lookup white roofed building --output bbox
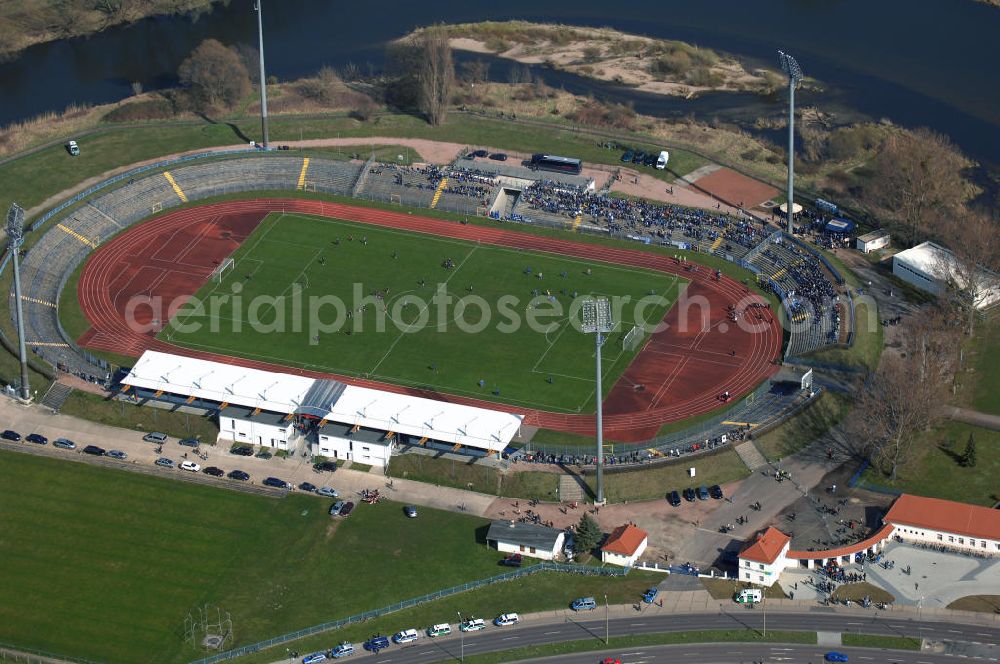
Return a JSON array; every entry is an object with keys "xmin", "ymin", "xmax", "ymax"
[
  {"xmin": 892, "ymin": 241, "xmax": 1000, "ymax": 309},
  {"xmin": 120, "ymin": 351, "xmax": 523, "ymax": 467}
]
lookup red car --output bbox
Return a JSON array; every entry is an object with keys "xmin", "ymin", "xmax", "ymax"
[{"xmin": 602, "ymin": 658, "xmax": 622, "ymax": 664}]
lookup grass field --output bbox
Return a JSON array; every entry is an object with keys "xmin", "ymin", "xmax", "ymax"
[
  {"xmin": 946, "ymin": 595, "xmax": 1000, "ymax": 613},
  {"xmin": 387, "ymin": 453, "xmax": 560, "ymax": 500},
  {"xmin": 586, "ymin": 447, "xmax": 751, "ymax": 502},
  {"xmin": 0, "ymin": 450, "xmax": 516, "ymax": 663},
  {"xmin": 163, "ymin": 212, "xmax": 683, "ymax": 413}
]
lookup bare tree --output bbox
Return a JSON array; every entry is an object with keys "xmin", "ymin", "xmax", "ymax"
[
  {"xmin": 864, "ymin": 128, "xmax": 975, "ymax": 245},
  {"xmin": 853, "ymin": 337, "xmax": 950, "ymax": 481},
  {"xmin": 417, "ymin": 25, "xmax": 454, "ymax": 126},
  {"xmin": 460, "ymin": 59, "xmax": 490, "ymax": 85},
  {"xmin": 178, "ymin": 39, "xmax": 251, "ymax": 111},
  {"xmin": 942, "ymin": 208, "xmax": 1000, "ymax": 335}
]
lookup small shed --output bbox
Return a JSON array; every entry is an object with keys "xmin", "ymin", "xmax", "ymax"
[
  {"xmin": 856, "ymin": 229, "xmax": 890, "ymax": 254},
  {"xmin": 485, "ymin": 520, "xmax": 565, "ymax": 561}
]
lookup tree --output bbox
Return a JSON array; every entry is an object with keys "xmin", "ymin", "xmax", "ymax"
[
  {"xmin": 178, "ymin": 39, "xmax": 251, "ymax": 111},
  {"xmin": 961, "ymin": 432, "xmax": 977, "ymax": 467},
  {"xmin": 852, "ymin": 347, "xmax": 948, "ymax": 482},
  {"xmin": 941, "ymin": 208, "xmax": 1000, "ymax": 336},
  {"xmin": 417, "ymin": 25, "xmax": 454, "ymax": 126},
  {"xmin": 864, "ymin": 128, "xmax": 974, "ymax": 245},
  {"xmin": 574, "ymin": 513, "xmax": 603, "ymax": 554}
]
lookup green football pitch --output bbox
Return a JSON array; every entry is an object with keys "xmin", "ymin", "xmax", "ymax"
[{"xmin": 164, "ymin": 213, "xmax": 684, "ymax": 413}]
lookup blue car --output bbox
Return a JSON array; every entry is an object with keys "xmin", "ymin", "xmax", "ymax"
[
  {"xmin": 824, "ymin": 653, "xmax": 848, "ymax": 663},
  {"xmin": 363, "ymin": 636, "xmax": 390, "ymax": 653},
  {"xmin": 301, "ymin": 653, "xmax": 326, "ymax": 664},
  {"xmin": 329, "ymin": 642, "xmax": 355, "ymax": 658},
  {"xmin": 642, "ymin": 587, "xmax": 659, "ymax": 604}
]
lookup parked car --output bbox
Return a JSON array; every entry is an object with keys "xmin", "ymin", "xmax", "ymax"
[
  {"xmin": 302, "ymin": 653, "xmax": 327, "ymax": 664},
  {"xmin": 824, "ymin": 653, "xmax": 849, "ymax": 663},
  {"xmin": 427, "ymin": 623, "xmax": 451, "ymax": 637},
  {"xmin": 697, "ymin": 485, "xmax": 710, "ymax": 501},
  {"xmin": 329, "ymin": 642, "xmax": 355, "ymax": 658},
  {"xmin": 643, "ymin": 152, "xmax": 658, "ymax": 167},
  {"xmin": 488, "ymin": 152, "xmax": 508, "ymax": 161},
  {"xmin": 362, "ymin": 635, "xmax": 390, "ymax": 652},
  {"xmin": 709, "ymin": 484, "xmax": 724, "ymax": 499},
  {"xmin": 227, "ymin": 469, "xmax": 250, "ymax": 481},
  {"xmin": 459, "ymin": 618, "xmax": 485, "ymax": 632},
  {"xmin": 667, "ymin": 490, "xmax": 681, "ymax": 507},
  {"xmin": 642, "ymin": 587, "xmax": 659, "ymax": 604},
  {"xmin": 471, "ymin": 149, "xmax": 489, "ymax": 158},
  {"xmin": 178, "ymin": 438, "xmax": 199, "ymax": 447},
  {"xmin": 107, "ymin": 450, "xmax": 128, "ymax": 460},
  {"xmin": 299, "ymin": 482, "xmax": 317, "ymax": 493},
  {"xmin": 26, "ymin": 433, "xmax": 48, "ymax": 445},
  {"xmin": 203, "ymin": 466, "xmax": 225, "ymax": 477},
  {"xmin": 66, "ymin": 140, "xmax": 80, "ymax": 156},
  {"xmin": 154, "ymin": 457, "xmax": 175, "ymax": 468},
  {"xmin": 329, "ymin": 500, "xmax": 345, "ymax": 516},
  {"xmin": 316, "ymin": 486, "xmax": 338, "ymax": 498},
  {"xmin": 143, "ymin": 432, "xmax": 167, "ymax": 443},
  {"xmin": 232, "ymin": 446, "xmax": 253, "ymax": 456},
  {"xmin": 494, "ymin": 613, "xmax": 519, "ymax": 627},
  {"xmin": 1, "ymin": 429, "xmax": 22, "ymax": 441},
  {"xmin": 620, "ymin": 150, "xmax": 634, "ymax": 163},
  {"xmin": 571, "ymin": 597, "xmax": 597, "ymax": 611},
  {"xmin": 53, "ymin": 438, "xmax": 76, "ymax": 450},
  {"xmin": 339, "ymin": 501, "xmax": 355, "ymax": 517},
  {"xmin": 263, "ymin": 476, "xmax": 291, "ymax": 489},
  {"xmin": 632, "ymin": 151, "xmax": 645, "ymax": 164},
  {"xmin": 313, "ymin": 460, "xmax": 337, "ymax": 472},
  {"xmin": 500, "ymin": 553, "xmax": 523, "ymax": 567},
  {"xmin": 683, "ymin": 487, "xmax": 696, "ymax": 502},
  {"xmin": 180, "ymin": 460, "xmax": 201, "ymax": 472},
  {"xmin": 255, "ymin": 450, "xmax": 273, "ymax": 460},
  {"xmin": 83, "ymin": 445, "xmax": 106, "ymax": 456},
  {"xmin": 404, "ymin": 505, "xmax": 418, "ymax": 518},
  {"xmin": 392, "ymin": 628, "xmax": 419, "ymax": 644}
]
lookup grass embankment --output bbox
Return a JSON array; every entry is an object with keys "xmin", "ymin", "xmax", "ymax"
[
  {"xmin": 388, "ymin": 453, "xmax": 560, "ymax": 501},
  {"xmin": 841, "ymin": 633, "xmax": 921, "ymax": 650},
  {"xmin": 964, "ymin": 313, "xmax": 1000, "ymax": 414},
  {"xmin": 860, "ymin": 422, "xmax": 1000, "ymax": 505},
  {"xmin": 946, "ymin": 595, "xmax": 1000, "ymax": 613},
  {"xmin": 753, "ymin": 391, "xmax": 851, "ymax": 462},
  {"xmin": 1, "ymin": 449, "xmax": 594, "ymax": 663},
  {"xmin": 701, "ymin": 578, "xmax": 788, "ymax": 600},
  {"xmin": 586, "ymin": 447, "xmax": 751, "ymax": 502},
  {"xmin": 809, "ymin": 300, "xmax": 884, "ymax": 371},
  {"xmin": 59, "ymin": 391, "xmax": 220, "ymax": 441}
]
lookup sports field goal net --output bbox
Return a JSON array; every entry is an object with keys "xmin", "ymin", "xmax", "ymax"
[
  {"xmin": 622, "ymin": 325, "xmax": 644, "ymax": 352},
  {"xmin": 212, "ymin": 257, "xmax": 235, "ymax": 283}
]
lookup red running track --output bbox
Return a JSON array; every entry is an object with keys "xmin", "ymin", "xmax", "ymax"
[{"xmin": 77, "ymin": 199, "xmax": 783, "ymax": 442}]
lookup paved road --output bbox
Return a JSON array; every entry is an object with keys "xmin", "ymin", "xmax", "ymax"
[
  {"xmin": 516, "ymin": 642, "xmax": 955, "ymax": 664},
  {"xmin": 282, "ymin": 609, "xmax": 1000, "ymax": 664}
]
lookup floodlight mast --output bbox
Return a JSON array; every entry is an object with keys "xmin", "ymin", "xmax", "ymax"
[
  {"xmin": 6, "ymin": 204, "xmax": 30, "ymax": 400},
  {"xmin": 254, "ymin": 0, "xmax": 269, "ymax": 149},
  {"xmin": 581, "ymin": 298, "xmax": 613, "ymax": 504},
  {"xmin": 778, "ymin": 50, "xmax": 803, "ymax": 235}
]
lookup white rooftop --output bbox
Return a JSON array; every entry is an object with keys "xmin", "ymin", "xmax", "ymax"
[
  {"xmin": 123, "ymin": 351, "xmax": 523, "ymax": 451},
  {"xmin": 893, "ymin": 241, "xmax": 954, "ymax": 279}
]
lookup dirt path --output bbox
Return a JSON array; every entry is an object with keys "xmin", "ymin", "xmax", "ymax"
[{"xmin": 610, "ymin": 167, "xmax": 744, "ymax": 215}]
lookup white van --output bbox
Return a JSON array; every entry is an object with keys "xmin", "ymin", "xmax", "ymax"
[
  {"xmin": 392, "ymin": 628, "xmax": 419, "ymax": 644},
  {"xmin": 736, "ymin": 588, "xmax": 763, "ymax": 603},
  {"xmin": 655, "ymin": 150, "xmax": 670, "ymax": 170},
  {"xmin": 427, "ymin": 623, "xmax": 452, "ymax": 637}
]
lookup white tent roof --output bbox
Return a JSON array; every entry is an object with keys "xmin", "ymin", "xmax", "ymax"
[
  {"xmin": 895, "ymin": 241, "xmax": 1000, "ymax": 309},
  {"xmin": 122, "ymin": 351, "xmax": 523, "ymax": 451}
]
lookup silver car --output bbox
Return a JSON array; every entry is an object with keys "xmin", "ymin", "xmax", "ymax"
[{"xmin": 316, "ymin": 486, "xmax": 338, "ymax": 498}]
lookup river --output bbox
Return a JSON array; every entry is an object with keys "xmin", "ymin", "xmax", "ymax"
[{"xmin": 0, "ymin": 0, "xmax": 997, "ymax": 168}]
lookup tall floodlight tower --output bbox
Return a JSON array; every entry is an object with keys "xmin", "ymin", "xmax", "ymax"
[
  {"xmin": 778, "ymin": 50, "xmax": 803, "ymax": 235},
  {"xmin": 6, "ymin": 203, "xmax": 30, "ymax": 400},
  {"xmin": 253, "ymin": 0, "xmax": 270, "ymax": 149},
  {"xmin": 581, "ymin": 297, "xmax": 613, "ymax": 504}
]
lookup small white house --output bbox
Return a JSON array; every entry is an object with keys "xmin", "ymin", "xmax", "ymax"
[
  {"xmin": 218, "ymin": 406, "xmax": 293, "ymax": 450},
  {"xmin": 601, "ymin": 523, "xmax": 648, "ymax": 567},
  {"xmin": 738, "ymin": 527, "xmax": 791, "ymax": 587},
  {"xmin": 314, "ymin": 422, "xmax": 394, "ymax": 468},
  {"xmin": 856, "ymin": 229, "xmax": 890, "ymax": 254},
  {"xmin": 485, "ymin": 520, "xmax": 565, "ymax": 561}
]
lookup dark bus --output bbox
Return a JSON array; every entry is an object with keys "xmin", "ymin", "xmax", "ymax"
[{"xmin": 528, "ymin": 153, "xmax": 583, "ymax": 175}]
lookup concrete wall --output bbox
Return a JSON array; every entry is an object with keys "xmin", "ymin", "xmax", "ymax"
[
  {"xmin": 494, "ymin": 534, "xmax": 564, "ymax": 561},
  {"xmin": 219, "ymin": 417, "xmax": 290, "ymax": 450},
  {"xmin": 315, "ymin": 433, "xmax": 392, "ymax": 467}
]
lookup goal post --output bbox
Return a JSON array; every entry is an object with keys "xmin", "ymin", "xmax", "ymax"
[
  {"xmin": 212, "ymin": 257, "xmax": 235, "ymax": 283},
  {"xmin": 622, "ymin": 325, "xmax": 644, "ymax": 352}
]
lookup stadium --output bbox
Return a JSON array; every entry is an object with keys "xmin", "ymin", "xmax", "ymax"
[{"xmin": 13, "ymin": 147, "xmax": 843, "ymax": 462}]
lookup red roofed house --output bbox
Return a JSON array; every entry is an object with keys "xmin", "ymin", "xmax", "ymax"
[
  {"xmin": 601, "ymin": 523, "xmax": 648, "ymax": 567},
  {"xmin": 883, "ymin": 494, "xmax": 1000, "ymax": 554},
  {"xmin": 738, "ymin": 527, "xmax": 791, "ymax": 587}
]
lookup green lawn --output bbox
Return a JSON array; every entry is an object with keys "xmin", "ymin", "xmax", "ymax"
[
  {"xmin": 753, "ymin": 391, "xmax": 851, "ymax": 462},
  {"xmin": 586, "ymin": 447, "xmax": 751, "ymax": 502},
  {"xmin": 841, "ymin": 633, "xmax": 921, "ymax": 650},
  {"xmin": 163, "ymin": 212, "xmax": 682, "ymax": 413},
  {"xmin": 966, "ymin": 314, "xmax": 1000, "ymax": 414},
  {"xmin": 860, "ymin": 422, "xmax": 1000, "ymax": 506},
  {"xmin": 809, "ymin": 300, "xmax": 883, "ymax": 371},
  {"xmin": 387, "ymin": 453, "xmax": 560, "ymax": 501},
  {"xmin": 0, "ymin": 450, "xmax": 519, "ymax": 663}
]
